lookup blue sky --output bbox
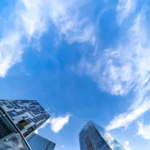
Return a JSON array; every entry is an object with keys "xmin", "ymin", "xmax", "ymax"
[{"xmin": 1, "ymin": 0, "xmax": 150, "ymax": 150}]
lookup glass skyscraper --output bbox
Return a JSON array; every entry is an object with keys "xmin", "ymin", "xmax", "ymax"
[
  {"xmin": 0, "ymin": 100, "xmax": 50, "ymax": 137},
  {"xmin": 0, "ymin": 105, "xmax": 30, "ymax": 149},
  {"xmin": 0, "ymin": 99, "xmax": 56, "ymax": 150},
  {"xmin": 79, "ymin": 121, "xmax": 125, "ymax": 150},
  {"xmin": 27, "ymin": 133, "xmax": 56, "ymax": 150}
]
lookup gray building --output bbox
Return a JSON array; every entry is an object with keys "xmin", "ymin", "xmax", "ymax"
[
  {"xmin": 79, "ymin": 121, "xmax": 125, "ymax": 150},
  {"xmin": 0, "ymin": 100, "xmax": 50, "ymax": 137},
  {"xmin": 27, "ymin": 133, "xmax": 56, "ymax": 150}
]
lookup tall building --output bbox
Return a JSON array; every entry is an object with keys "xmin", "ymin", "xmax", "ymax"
[
  {"xmin": 0, "ymin": 100, "xmax": 50, "ymax": 137},
  {"xmin": 0, "ymin": 105, "xmax": 30, "ymax": 149},
  {"xmin": 0, "ymin": 99, "xmax": 56, "ymax": 150},
  {"xmin": 79, "ymin": 121, "xmax": 125, "ymax": 150},
  {"xmin": 27, "ymin": 133, "xmax": 56, "ymax": 150}
]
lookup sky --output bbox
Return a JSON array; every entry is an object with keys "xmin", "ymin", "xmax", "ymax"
[{"xmin": 0, "ymin": 0, "xmax": 150, "ymax": 150}]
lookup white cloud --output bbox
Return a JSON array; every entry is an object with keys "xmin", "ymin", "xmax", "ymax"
[
  {"xmin": 34, "ymin": 130, "xmax": 38, "ymax": 134},
  {"xmin": 80, "ymin": 10, "xmax": 150, "ymax": 130},
  {"xmin": 0, "ymin": 33, "xmax": 22, "ymax": 77},
  {"xmin": 50, "ymin": 114, "xmax": 71, "ymax": 133},
  {"xmin": 106, "ymin": 100, "xmax": 150, "ymax": 130},
  {"xmin": 105, "ymin": 12, "xmax": 150, "ymax": 130},
  {"xmin": 117, "ymin": 0, "xmax": 137, "ymax": 24},
  {"xmin": 124, "ymin": 141, "xmax": 131, "ymax": 150},
  {"xmin": 0, "ymin": 0, "xmax": 49, "ymax": 77},
  {"xmin": 36, "ymin": 114, "xmax": 71, "ymax": 133},
  {"xmin": 80, "ymin": 12, "xmax": 148, "ymax": 97},
  {"xmin": 60, "ymin": 145, "xmax": 65, "ymax": 148},
  {"xmin": 0, "ymin": 0, "xmax": 95, "ymax": 77},
  {"xmin": 48, "ymin": 0, "xmax": 95, "ymax": 45},
  {"xmin": 18, "ymin": 0, "xmax": 49, "ymax": 39},
  {"xmin": 79, "ymin": 51, "xmax": 134, "ymax": 96},
  {"xmin": 137, "ymin": 121, "xmax": 150, "ymax": 140}
]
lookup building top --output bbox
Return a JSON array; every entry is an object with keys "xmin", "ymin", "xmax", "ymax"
[
  {"xmin": 27, "ymin": 133, "xmax": 56, "ymax": 150},
  {"xmin": 79, "ymin": 120, "xmax": 125, "ymax": 150},
  {"xmin": 0, "ymin": 99, "xmax": 50, "ymax": 137}
]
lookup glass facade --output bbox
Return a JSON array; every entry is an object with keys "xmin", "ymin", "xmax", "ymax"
[
  {"xmin": 0, "ymin": 108, "xmax": 30, "ymax": 150},
  {"xmin": 27, "ymin": 133, "xmax": 56, "ymax": 150},
  {"xmin": 0, "ymin": 133, "xmax": 30, "ymax": 150},
  {"xmin": 79, "ymin": 121, "xmax": 125, "ymax": 150},
  {"xmin": 0, "ymin": 99, "xmax": 56, "ymax": 150},
  {"xmin": 0, "ymin": 100, "xmax": 50, "ymax": 137}
]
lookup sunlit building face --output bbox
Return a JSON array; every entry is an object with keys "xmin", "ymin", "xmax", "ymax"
[{"xmin": 79, "ymin": 121, "xmax": 125, "ymax": 150}]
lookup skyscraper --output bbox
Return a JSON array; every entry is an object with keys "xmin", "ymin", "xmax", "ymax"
[
  {"xmin": 0, "ymin": 100, "xmax": 50, "ymax": 137},
  {"xmin": 0, "ymin": 99, "xmax": 56, "ymax": 150},
  {"xmin": 79, "ymin": 121, "xmax": 125, "ymax": 150},
  {"xmin": 27, "ymin": 133, "xmax": 56, "ymax": 150},
  {"xmin": 0, "ymin": 105, "xmax": 30, "ymax": 149}
]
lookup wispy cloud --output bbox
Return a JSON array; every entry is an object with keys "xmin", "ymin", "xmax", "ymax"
[
  {"xmin": 80, "ymin": 8, "xmax": 150, "ymax": 130},
  {"xmin": 36, "ymin": 114, "xmax": 71, "ymax": 133},
  {"xmin": 0, "ymin": 0, "xmax": 95, "ymax": 77},
  {"xmin": 60, "ymin": 145, "xmax": 65, "ymax": 148},
  {"xmin": 137, "ymin": 121, "xmax": 150, "ymax": 140},
  {"xmin": 0, "ymin": 0, "xmax": 49, "ymax": 77},
  {"xmin": 106, "ymin": 11, "xmax": 150, "ymax": 130},
  {"xmin": 124, "ymin": 141, "xmax": 131, "ymax": 150},
  {"xmin": 0, "ymin": 33, "xmax": 22, "ymax": 77},
  {"xmin": 106, "ymin": 100, "xmax": 150, "ymax": 130},
  {"xmin": 117, "ymin": 0, "xmax": 137, "ymax": 24},
  {"xmin": 49, "ymin": 0, "xmax": 95, "ymax": 45}
]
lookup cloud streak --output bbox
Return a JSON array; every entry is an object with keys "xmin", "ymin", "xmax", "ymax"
[
  {"xmin": 106, "ymin": 100, "xmax": 150, "ymax": 130},
  {"xmin": 117, "ymin": 0, "xmax": 137, "ymax": 24},
  {"xmin": 106, "ymin": 10, "xmax": 150, "ymax": 130}
]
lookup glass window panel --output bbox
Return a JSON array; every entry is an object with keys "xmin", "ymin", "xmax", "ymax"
[{"xmin": 0, "ymin": 133, "xmax": 29, "ymax": 150}]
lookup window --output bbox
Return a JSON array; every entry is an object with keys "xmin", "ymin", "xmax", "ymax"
[
  {"xmin": 85, "ymin": 136, "xmax": 94, "ymax": 150},
  {"xmin": 6, "ymin": 105, "xmax": 12, "ymax": 109},
  {"xmin": 0, "ymin": 110, "xmax": 15, "ymax": 140},
  {"xmin": 17, "ymin": 120, "xmax": 28, "ymax": 130},
  {"xmin": 0, "ymin": 118, "xmax": 13, "ymax": 139},
  {"xmin": 11, "ymin": 111, "xmax": 17, "ymax": 116}
]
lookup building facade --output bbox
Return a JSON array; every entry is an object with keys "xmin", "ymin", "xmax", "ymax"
[
  {"xmin": 0, "ymin": 100, "xmax": 50, "ymax": 137},
  {"xmin": 0, "ymin": 106, "xmax": 30, "ymax": 150},
  {"xmin": 79, "ymin": 121, "xmax": 125, "ymax": 150},
  {"xmin": 27, "ymin": 133, "xmax": 56, "ymax": 150}
]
